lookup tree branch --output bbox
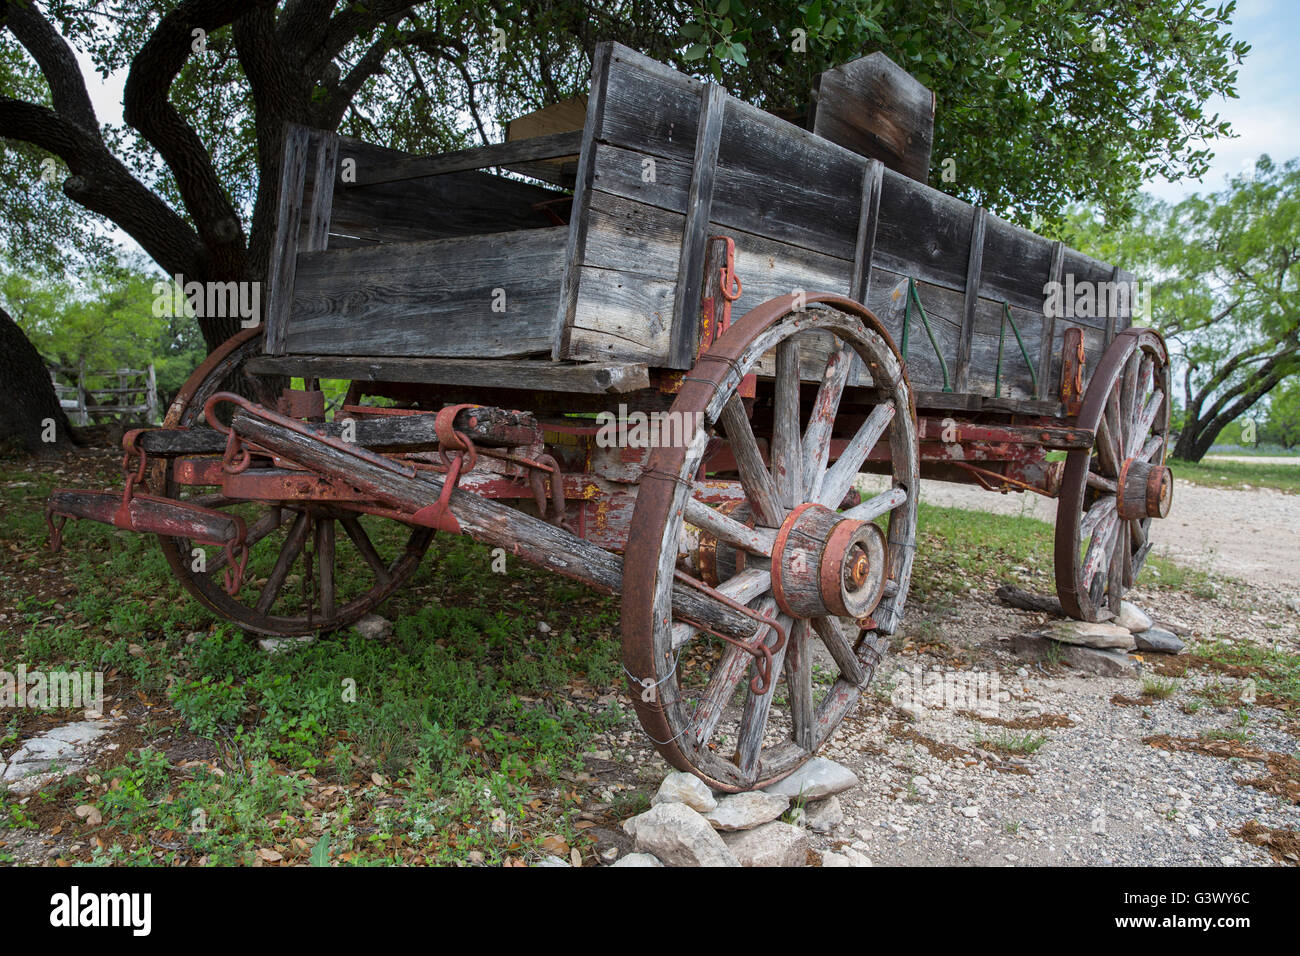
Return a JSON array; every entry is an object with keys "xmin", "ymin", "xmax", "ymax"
[{"xmin": 4, "ymin": 0, "xmax": 100, "ymax": 138}]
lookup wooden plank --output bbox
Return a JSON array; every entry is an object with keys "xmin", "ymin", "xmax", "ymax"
[
  {"xmin": 850, "ymin": 159, "xmax": 884, "ymax": 303},
  {"xmin": 811, "ymin": 52, "xmax": 935, "ymax": 183},
  {"xmin": 1039, "ymin": 241, "xmax": 1066, "ymax": 401},
  {"xmin": 245, "ymin": 354, "xmax": 650, "ymax": 394},
  {"xmin": 954, "ymin": 208, "xmax": 987, "ymax": 393},
  {"xmin": 325, "ymin": 138, "xmax": 564, "ymax": 246},
  {"xmin": 553, "ymin": 43, "xmax": 612, "ymax": 361},
  {"xmin": 282, "ymin": 227, "xmax": 567, "ymax": 359},
  {"xmin": 347, "ymin": 130, "xmax": 583, "ymax": 187},
  {"xmin": 264, "ymin": 124, "xmax": 312, "ymax": 355},
  {"xmin": 873, "ymin": 167, "xmax": 976, "ymax": 294},
  {"xmin": 506, "ymin": 96, "xmax": 589, "ymax": 141},
  {"xmin": 304, "ymin": 132, "xmax": 339, "ymax": 252},
  {"xmin": 669, "ymin": 83, "xmax": 726, "ymax": 369}
]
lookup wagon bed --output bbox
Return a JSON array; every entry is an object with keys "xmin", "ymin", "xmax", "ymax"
[{"xmin": 252, "ymin": 41, "xmax": 1133, "ymax": 416}]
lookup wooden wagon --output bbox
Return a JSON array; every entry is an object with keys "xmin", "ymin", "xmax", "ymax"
[{"xmin": 47, "ymin": 43, "xmax": 1173, "ymax": 791}]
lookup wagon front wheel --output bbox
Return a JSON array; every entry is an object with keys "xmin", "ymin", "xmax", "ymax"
[
  {"xmin": 622, "ymin": 294, "xmax": 920, "ymax": 792},
  {"xmin": 1055, "ymin": 328, "xmax": 1172, "ymax": 622}
]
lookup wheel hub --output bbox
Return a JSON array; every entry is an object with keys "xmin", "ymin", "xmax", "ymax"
[
  {"xmin": 770, "ymin": 503, "xmax": 889, "ymax": 619},
  {"xmin": 1117, "ymin": 458, "xmax": 1173, "ymax": 519}
]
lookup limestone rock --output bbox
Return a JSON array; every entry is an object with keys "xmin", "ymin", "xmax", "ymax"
[
  {"xmin": 354, "ymin": 614, "xmax": 391, "ymax": 640},
  {"xmin": 1041, "ymin": 620, "xmax": 1136, "ymax": 651},
  {"xmin": 611, "ymin": 852, "xmax": 663, "ymax": 867},
  {"xmin": 802, "ymin": 795, "xmax": 844, "ymax": 834},
  {"xmin": 1134, "ymin": 627, "xmax": 1185, "ymax": 654},
  {"xmin": 1, "ymin": 719, "xmax": 118, "ymax": 795},
  {"xmin": 1013, "ymin": 632, "xmax": 1140, "ymax": 677},
  {"xmin": 1116, "ymin": 601, "xmax": 1153, "ymax": 633},
  {"xmin": 625, "ymin": 803, "xmax": 739, "ymax": 867},
  {"xmin": 705, "ymin": 791, "xmax": 789, "ymax": 831},
  {"xmin": 723, "ymin": 822, "xmax": 809, "ymax": 866},
  {"xmin": 764, "ymin": 757, "xmax": 861, "ymax": 800},
  {"xmin": 651, "ymin": 771, "xmax": 718, "ymax": 813}
]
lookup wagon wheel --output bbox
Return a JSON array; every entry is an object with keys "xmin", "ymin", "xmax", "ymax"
[
  {"xmin": 1055, "ymin": 328, "xmax": 1172, "ymax": 622},
  {"xmin": 155, "ymin": 327, "xmax": 433, "ymax": 636},
  {"xmin": 623, "ymin": 294, "xmax": 920, "ymax": 792}
]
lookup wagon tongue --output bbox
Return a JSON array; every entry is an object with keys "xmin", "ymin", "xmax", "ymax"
[{"xmin": 45, "ymin": 428, "xmax": 251, "ymax": 595}]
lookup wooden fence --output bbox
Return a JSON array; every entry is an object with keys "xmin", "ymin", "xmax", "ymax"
[{"xmin": 49, "ymin": 361, "xmax": 158, "ymax": 426}]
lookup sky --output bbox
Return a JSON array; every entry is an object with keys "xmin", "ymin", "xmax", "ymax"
[
  {"xmin": 68, "ymin": 0, "xmax": 1300, "ymax": 240},
  {"xmin": 1142, "ymin": 0, "xmax": 1300, "ymax": 203}
]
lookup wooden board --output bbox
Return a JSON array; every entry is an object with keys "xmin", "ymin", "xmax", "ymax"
[
  {"xmin": 282, "ymin": 227, "xmax": 567, "ymax": 358},
  {"xmin": 811, "ymin": 52, "xmax": 935, "ymax": 183}
]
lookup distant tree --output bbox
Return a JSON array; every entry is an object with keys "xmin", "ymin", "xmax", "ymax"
[
  {"xmin": 1062, "ymin": 156, "xmax": 1300, "ymax": 463},
  {"xmin": 1265, "ymin": 377, "xmax": 1300, "ymax": 449}
]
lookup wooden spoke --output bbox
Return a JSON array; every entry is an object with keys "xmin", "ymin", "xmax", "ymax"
[
  {"xmin": 1141, "ymin": 434, "xmax": 1165, "ymax": 462},
  {"xmin": 339, "ymin": 515, "xmax": 392, "ymax": 586},
  {"xmin": 784, "ymin": 620, "xmax": 815, "ymax": 750},
  {"xmin": 818, "ymin": 400, "xmax": 895, "ymax": 508},
  {"xmin": 719, "ymin": 395, "xmax": 784, "ymax": 527},
  {"xmin": 255, "ymin": 511, "xmax": 310, "ymax": 615},
  {"xmin": 1128, "ymin": 392, "xmax": 1163, "ymax": 459},
  {"xmin": 686, "ymin": 597, "xmax": 778, "ymax": 747},
  {"xmin": 1079, "ymin": 494, "xmax": 1117, "ymax": 539},
  {"xmin": 1086, "ymin": 472, "xmax": 1118, "ymax": 494},
  {"xmin": 1082, "ymin": 510, "xmax": 1119, "ymax": 588},
  {"xmin": 1096, "ymin": 406, "xmax": 1121, "ymax": 478},
  {"xmin": 316, "ymin": 517, "xmax": 336, "ymax": 620},
  {"xmin": 683, "ymin": 498, "xmax": 775, "ymax": 556},
  {"xmin": 772, "ymin": 338, "xmax": 803, "ymax": 508},
  {"xmin": 841, "ymin": 486, "xmax": 908, "ymax": 523},
  {"xmin": 810, "ymin": 616, "xmax": 867, "ymax": 686},
  {"xmin": 802, "ymin": 346, "xmax": 853, "ymax": 501},
  {"xmin": 736, "ymin": 612, "xmax": 793, "ymax": 777}
]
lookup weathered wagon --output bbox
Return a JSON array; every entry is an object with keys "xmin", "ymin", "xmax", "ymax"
[{"xmin": 46, "ymin": 43, "xmax": 1173, "ymax": 791}]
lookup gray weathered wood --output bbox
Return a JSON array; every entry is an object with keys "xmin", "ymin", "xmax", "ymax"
[
  {"xmin": 264, "ymin": 124, "xmax": 312, "ymax": 354},
  {"xmin": 347, "ymin": 130, "xmax": 583, "ymax": 187},
  {"xmin": 812, "ymin": 52, "xmax": 934, "ymax": 183},
  {"xmin": 245, "ymin": 354, "xmax": 650, "ymax": 394},
  {"xmin": 668, "ymin": 83, "xmax": 727, "ymax": 369},
  {"xmin": 954, "ymin": 207, "xmax": 987, "ymax": 393}
]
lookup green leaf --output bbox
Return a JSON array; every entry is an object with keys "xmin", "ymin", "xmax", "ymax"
[
  {"xmin": 310, "ymin": 832, "xmax": 331, "ymax": 867},
  {"xmin": 682, "ymin": 43, "xmax": 708, "ymax": 61}
]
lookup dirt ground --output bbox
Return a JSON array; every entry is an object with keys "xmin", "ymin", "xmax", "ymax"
[{"xmin": 911, "ymin": 477, "xmax": 1300, "ymax": 590}]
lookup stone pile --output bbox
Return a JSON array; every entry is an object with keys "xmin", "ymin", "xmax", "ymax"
[
  {"xmin": 1013, "ymin": 601, "xmax": 1185, "ymax": 676},
  {"xmin": 610, "ymin": 757, "xmax": 865, "ymax": 867}
]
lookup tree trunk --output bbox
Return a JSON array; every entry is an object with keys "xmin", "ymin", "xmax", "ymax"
[{"xmin": 0, "ymin": 306, "xmax": 75, "ymax": 456}]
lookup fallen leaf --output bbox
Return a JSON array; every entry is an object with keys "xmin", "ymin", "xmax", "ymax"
[
  {"xmin": 541, "ymin": 835, "xmax": 569, "ymax": 856},
  {"xmin": 257, "ymin": 847, "xmax": 284, "ymax": 862},
  {"xmin": 74, "ymin": 805, "xmax": 102, "ymax": 826}
]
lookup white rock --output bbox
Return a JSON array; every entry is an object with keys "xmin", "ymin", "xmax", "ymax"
[
  {"xmin": 1, "ymin": 719, "xmax": 117, "ymax": 795},
  {"xmin": 802, "ymin": 795, "xmax": 844, "ymax": 834},
  {"xmin": 1116, "ymin": 601, "xmax": 1154, "ymax": 633},
  {"xmin": 534, "ymin": 855, "xmax": 570, "ymax": 867},
  {"xmin": 611, "ymin": 853, "xmax": 663, "ymax": 867},
  {"xmin": 820, "ymin": 850, "xmax": 853, "ymax": 867},
  {"xmin": 823, "ymin": 847, "xmax": 872, "ymax": 867},
  {"xmin": 706, "ymin": 791, "xmax": 790, "ymax": 831},
  {"xmin": 651, "ymin": 771, "xmax": 718, "ymax": 813},
  {"xmin": 764, "ymin": 757, "xmax": 861, "ymax": 800},
  {"xmin": 960, "ymin": 806, "xmax": 979, "ymax": 818},
  {"xmin": 722, "ymin": 822, "xmax": 809, "ymax": 866},
  {"xmin": 1186, "ymin": 824, "xmax": 1202, "ymax": 840},
  {"xmin": 625, "ymin": 803, "xmax": 740, "ymax": 867},
  {"xmin": 1041, "ymin": 620, "xmax": 1136, "ymax": 650},
  {"xmin": 354, "ymin": 614, "xmax": 391, "ymax": 640}
]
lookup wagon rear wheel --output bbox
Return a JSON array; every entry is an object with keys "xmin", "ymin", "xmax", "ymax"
[
  {"xmin": 156, "ymin": 328, "xmax": 432, "ymax": 637},
  {"xmin": 622, "ymin": 294, "xmax": 919, "ymax": 792},
  {"xmin": 1055, "ymin": 328, "xmax": 1172, "ymax": 622}
]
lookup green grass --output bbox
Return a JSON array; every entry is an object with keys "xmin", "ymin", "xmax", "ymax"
[
  {"xmin": 1172, "ymin": 456, "xmax": 1300, "ymax": 495},
  {"xmin": 1140, "ymin": 676, "xmax": 1179, "ymax": 700},
  {"xmin": 973, "ymin": 730, "xmax": 1047, "ymax": 756},
  {"xmin": 1193, "ymin": 639, "xmax": 1300, "ymax": 710},
  {"xmin": 0, "ymin": 456, "xmax": 631, "ymax": 866}
]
